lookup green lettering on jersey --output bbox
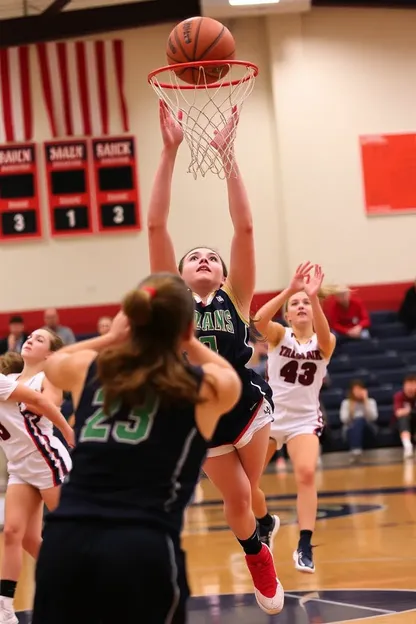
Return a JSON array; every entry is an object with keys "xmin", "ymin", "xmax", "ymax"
[
  {"xmin": 224, "ymin": 310, "xmax": 235, "ymax": 333},
  {"xmin": 201, "ymin": 311, "xmax": 215, "ymax": 332},
  {"xmin": 79, "ymin": 388, "xmax": 158, "ymax": 446},
  {"xmin": 213, "ymin": 309, "xmax": 226, "ymax": 332},
  {"xmin": 194, "ymin": 310, "xmax": 202, "ymax": 330}
]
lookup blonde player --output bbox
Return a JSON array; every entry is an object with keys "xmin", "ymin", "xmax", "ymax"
[
  {"xmin": 255, "ymin": 263, "xmax": 336, "ymax": 574},
  {"xmin": 0, "ymin": 330, "xmax": 74, "ymax": 624}
]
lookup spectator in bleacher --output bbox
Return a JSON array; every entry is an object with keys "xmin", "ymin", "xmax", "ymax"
[
  {"xmin": 340, "ymin": 379, "xmax": 378, "ymax": 461},
  {"xmin": 393, "ymin": 374, "xmax": 416, "ymax": 460},
  {"xmin": 97, "ymin": 315, "xmax": 113, "ymax": 336},
  {"xmin": 0, "ymin": 315, "xmax": 27, "ymax": 355},
  {"xmin": 43, "ymin": 308, "xmax": 76, "ymax": 345},
  {"xmin": 398, "ymin": 280, "xmax": 416, "ymax": 334},
  {"xmin": 326, "ymin": 286, "xmax": 371, "ymax": 340}
]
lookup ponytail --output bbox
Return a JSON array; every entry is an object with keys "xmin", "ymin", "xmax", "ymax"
[{"xmin": 97, "ymin": 274, "xmax": 205, "ymax": 415}]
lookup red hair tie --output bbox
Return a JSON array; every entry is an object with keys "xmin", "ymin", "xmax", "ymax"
[{"xmin": 142, "ymin": 286, "xmax": 157, "ymax": 299}]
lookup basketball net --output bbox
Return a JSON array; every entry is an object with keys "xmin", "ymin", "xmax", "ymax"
[{"xmin": 148, "ymin": 61, "xmax": 258, "ymax": 179}]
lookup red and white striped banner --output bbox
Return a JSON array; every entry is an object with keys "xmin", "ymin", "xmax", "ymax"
[
  {"xmin": 36, "ymin": 39, "xmax": 129, "ymax": 138},
  {"xmin": 0, "ymin": 46, "xmax": 32, "ymax": 143}
]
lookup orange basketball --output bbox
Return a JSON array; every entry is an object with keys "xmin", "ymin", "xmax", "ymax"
[{"xmin": 166, "ymin": 17, "xmax": 236, "ymax": 85}]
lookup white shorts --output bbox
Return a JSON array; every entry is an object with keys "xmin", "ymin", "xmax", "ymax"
[
  {"xmin": 7, "ymin": 437, "xmax": 72, "ymax": 490},
  {"xmin": 269, "ymin": 409, "xmax": 324, "ymax": 450},
  {"xmin": 207, "ymin": 399, "xmax": 273, "ymax": 458}
]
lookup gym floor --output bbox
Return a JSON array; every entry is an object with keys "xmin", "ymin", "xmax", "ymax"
[{"xmin": 1, "ymin": 448, "xmax": 415, "ymax": 623}]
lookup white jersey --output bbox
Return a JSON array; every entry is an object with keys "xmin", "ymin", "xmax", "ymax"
[
  {"xmin": 268, "ymin": 328, "xmax": 328, "ymax": 417},
  {"xmin": 0, "ymin": 371, "xmax": 54, "ymax": 462}
]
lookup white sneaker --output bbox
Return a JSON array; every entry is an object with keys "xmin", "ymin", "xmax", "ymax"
[
  {"xmin": 0, "ymin": 599, "xmax": 18, "ymax": 624},
  {"xmin": 403, "ymin": 445, "xmax": 414, "ymax": 460}
]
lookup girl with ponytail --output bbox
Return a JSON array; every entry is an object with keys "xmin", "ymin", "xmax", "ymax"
[{"xmin": 255, "ymin": 262, "xmax": 339, "ymax": 575}]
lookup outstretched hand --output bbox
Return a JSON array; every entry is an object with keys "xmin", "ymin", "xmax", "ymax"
[
  {"xmin": 288, "ymin": 262, "xmax": 314, "ymax": 293},
  {"xmin": 159, "ymin": 100, "xmax": 183, "ymax": 149},
  {"xmin": 210, "ymin": 105, "xmax": 239, "ymax": 156},
  {"xmin": 304, "ymin": 264, "xmax": 324, "ymax": 298}
]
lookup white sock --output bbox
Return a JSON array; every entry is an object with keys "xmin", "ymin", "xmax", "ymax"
[
  {"xmin": 402, "ymin": 438, "xmax": 413, "ymax": 451},
  {"xmin": 0, "ymin": 596, "xmax": 14, "ymax": 610}
]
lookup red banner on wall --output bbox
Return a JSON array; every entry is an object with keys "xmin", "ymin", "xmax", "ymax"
[
  {"xmin": 44, "ymin": 139, "xmax": 93, "ymax": 237},
  {"xmin": 92, "ymin": 136, "xmax": 141, "ymax": 233},
  {"xmin": 0, "ymin": 143, "xmax": 42, "ymax": 241},
  {"xmin": 360, "ymin": 133, "xmax": 416, "ymax": 215}
]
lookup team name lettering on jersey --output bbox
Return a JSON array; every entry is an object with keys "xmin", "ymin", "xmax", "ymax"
[
  {"xmin": 194, "ymin": 310, "xmax": 235, "ymax": 334},
  {"xmin": 279, "ymin": 345, "xmax": 322, "ymax": 361}
]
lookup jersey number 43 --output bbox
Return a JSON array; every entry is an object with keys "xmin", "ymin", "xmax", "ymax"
[{"xmin": 280, "ymin": 361, "xmax": 317, "ymax": 386}]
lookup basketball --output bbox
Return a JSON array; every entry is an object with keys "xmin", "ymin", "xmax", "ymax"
[{"xmin": 166, "ymin": 17, "xmax": 236, "ymax": 85}]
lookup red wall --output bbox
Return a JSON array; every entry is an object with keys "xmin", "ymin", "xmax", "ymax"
[{"xmin": 0, "ymin": 280, "xmax": 412, "ymax": 336}]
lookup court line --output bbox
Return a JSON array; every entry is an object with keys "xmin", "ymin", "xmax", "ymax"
[
  {"xmin": 186, "ymin": 555, "xmax": 416, "ymax": 572},
  {"xmin": 191, "ymin": 485, "xmax": 416, "ymax": 506},
  {"xmin": 285, "ymin": 592, "xmax": 395, "ymax": 614}
]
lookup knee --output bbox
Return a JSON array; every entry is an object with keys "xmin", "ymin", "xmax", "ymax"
[
  {"xmin": 223, "ymin": 486, "xmax": 252, "ymax": 515},
  {"xmin": 22, "ymin": 533, "xmax": 42, "ymax": 556},
  {"xmin": 3, "ymin": 523, "xmax": 24, "ymax": 546},
  {"xmin": 295, "ymin": 464, "xmax": 315, "ymax": 487}
]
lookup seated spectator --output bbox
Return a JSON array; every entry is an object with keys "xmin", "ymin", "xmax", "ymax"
[
  {"xmin": 398, "ymin": 279, "xmax": 416, "ymax": 334},
  {"xmin": 340, "ymin": 379, "xmax": 378, "ymax": 461},
  {"xmin": 393, "ymin": 374, "xmax": 416, "ymax": 460},
  {"xmin": 326, "ymin": 286, "xmax": 371, "ymax": 340},
  {"xmin": 0, "ymin": 315, "xmax": 27, "ymax": 355},
  {"xmin": 43, "ymin": 307, "xmax": 76, "ymax": 345},
  {"xmin": 97, "ymin": 315, "xmax": 112, "ymax": 336}
]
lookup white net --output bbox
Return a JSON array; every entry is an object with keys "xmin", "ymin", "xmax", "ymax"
[{"xmin": 148, "ymin": 62, "xmax": 257, "ymax": 179}]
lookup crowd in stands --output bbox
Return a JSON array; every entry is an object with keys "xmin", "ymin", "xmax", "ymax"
[{"xmin": 1, "ymin": 280, "xmax": 415, "ymax": 463}]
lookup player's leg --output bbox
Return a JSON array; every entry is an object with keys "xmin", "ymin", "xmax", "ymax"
[
  {"xmin": 203, "ymin": 449, "xmax": 283, "ymax": 614},
  {"xmin": 264, "ymin": 437, "xmax": 278, "ymax": 469},
  {"xmin": 237, "ymin": 423, "xmax": 280, "ymax": 550},
  {"xmin": 286, "ymin": 432, "xmax": 320, "ymax": 573},
  {"xmin": 22, "ymin": 502, "xmax": 44, "ymax": 560},
  {"xmin": 0, "ymin": 482, "xmax": 42, "ymax": 624},
  {"xmin": 97, "ymin": 527, "xmax": 185, "ymax": 623},
  {"xmin": 32, "ymin": 522, "xmax": 99, "ymax": 624}
]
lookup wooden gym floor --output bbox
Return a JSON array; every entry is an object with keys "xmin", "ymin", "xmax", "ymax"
[{"xmin": 1, "ymin": 448, "xmax": 415, "ymax": 623}]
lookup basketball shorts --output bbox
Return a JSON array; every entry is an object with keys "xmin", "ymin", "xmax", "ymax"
[
  {"xmin": 207, "ymin": 398, "xmax": 274, "ymax": 457},
  {"xmin": 269, "ymin": 408, "xmax": 324, "ymax": 450},
  {"xmin": 32, "ymin": 521, "xmax": 188, "ymax": 624},
  {"xmin": 7, "ymin": 437, "xmax": 72, "ymax": 490}
]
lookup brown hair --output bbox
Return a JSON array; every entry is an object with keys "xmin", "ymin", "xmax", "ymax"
[
  {"xmin": 42, "ymin": 328, "xmax": 64, "ymax": 352},
  {"xmin": 404, "ymin": 374, "xmax": 416, "ymax": 383},
  {"xmin": 347, "ymin": 378, "xmax": 366, "ymax": 418},
  {"xmin": 0, "ymin": 352, "xmax": 24, "ymax": 375},
  {"xmin": 96, "ymin": 272, "xmax": 208, "ymax": 415},
  {"xmin": 178, "ymin": 247, "xmax": 228, "ymax": 278}
]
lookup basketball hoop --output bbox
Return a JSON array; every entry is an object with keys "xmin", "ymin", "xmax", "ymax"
[{"xmin": 148, "ymin": 60, "xmax": 259, "ymax": 179}]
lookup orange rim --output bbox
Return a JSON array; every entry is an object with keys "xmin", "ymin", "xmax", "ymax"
[{"xmin": 147, "ymin": 60, "xmax": 259, "ymax": 90}]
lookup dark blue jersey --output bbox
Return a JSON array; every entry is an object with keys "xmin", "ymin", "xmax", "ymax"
[
  {"xmin": 193, "ymin": 286, "xmax": 273, "ymax": 447},
  {"xmin": 49, "ymin": 360, "xmax": 207, "ymax": 537}
]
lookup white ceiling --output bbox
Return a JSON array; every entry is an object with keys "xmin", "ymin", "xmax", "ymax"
[{"xmin": 0, "ymin": 0, "xmax": 310, "ymax": 22}]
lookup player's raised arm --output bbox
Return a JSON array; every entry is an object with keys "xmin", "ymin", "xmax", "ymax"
[
  {"xmin": 304, "ymin": 264, "xmax": 336, "ymax": 360},
  {"xmin": 211, "ymin": 108, "xmax": 255, "ymax": 314},
  {"xmin": 147, "ymin": 101, "xmax": 183, "ymax": 274},
  {"xmin": 255, "ymin": 263, "xmax": 314, "ymax": 346}
]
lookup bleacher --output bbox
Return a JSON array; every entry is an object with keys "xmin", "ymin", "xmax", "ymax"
[{"xmin": 321, "ymin": 311, "xmax": 416, "ymax": 452}]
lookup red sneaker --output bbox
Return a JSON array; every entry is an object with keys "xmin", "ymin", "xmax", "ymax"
[{"xmin": 245, "ymin": 543, "xmax": 284, "ymax": 614}]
